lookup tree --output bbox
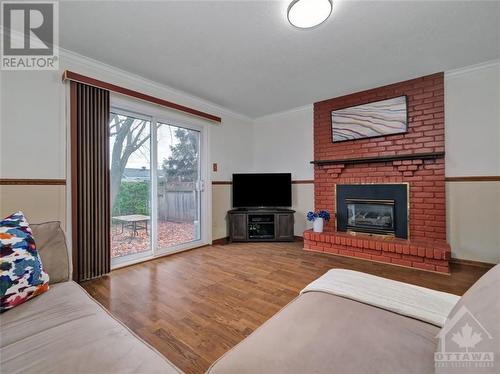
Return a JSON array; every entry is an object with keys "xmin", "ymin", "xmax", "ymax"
[
  {"xmin": 109, "ymin": 114, "xmax": 150, "ymax": 210},
  {"xmin": 162, "ymin": 128, "xmax": 199, "ymax": 182},
  {"xmin": 109, "ymin": 118, "xmax": 197, "ymax": 214}
]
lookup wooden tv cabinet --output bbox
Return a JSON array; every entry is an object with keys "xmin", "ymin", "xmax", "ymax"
[{"xmin": 228, "ymin": 208, "xmax": 295, "ymax": 243}]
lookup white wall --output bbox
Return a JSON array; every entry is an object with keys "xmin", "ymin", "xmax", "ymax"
[
  {"xmin": 0, "ymin": 70, "xmax": 66, "ymax": 178},
  {"xmin": 252, "ymin": 106, "xmax": 314, "ymax": 235},
  {"xmin": 445, "ymin": 61, "xmax": 500, "ymax": 263},
  {"xmin": 253, "ymin": 106, "xmax": 314, "ymax": 180},
  {"xmin": 445, "ymin": 62, "xmax": 500, "ymax": 177},
  {"xmin": 0, "ymin": 50, "xmax": 254, "ymax": 243}
]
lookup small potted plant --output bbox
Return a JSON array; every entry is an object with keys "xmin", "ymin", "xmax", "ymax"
[{"xmin": 307, "ymin": 210, "xmax": 331, "ymax": 233}]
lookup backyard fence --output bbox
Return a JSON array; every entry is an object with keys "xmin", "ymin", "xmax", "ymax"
[
  {"xmin": 158, "ymin": 181, "xmax": 197, "ymax": 222},
  {"xmin": 158, "ymin": 192, "xmax": 196, "ymax": 222},
  {"xmin": 113, "ymin": 181, "xmax": 197, "ymax": 222}
]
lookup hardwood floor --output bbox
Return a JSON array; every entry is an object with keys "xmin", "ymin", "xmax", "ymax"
[{"xmin": 82, "ymin": 241, "xmax": 489, "ymax": 374}]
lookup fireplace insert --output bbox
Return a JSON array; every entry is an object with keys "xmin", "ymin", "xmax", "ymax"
[
  {"xmin": 336, "ymin": 184, "xmax": 408, "ymax": 239},
  {"xmin": 347, "ymin": 199, "xmax": 395, "ymax": 236}
]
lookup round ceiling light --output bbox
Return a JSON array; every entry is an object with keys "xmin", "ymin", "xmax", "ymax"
[{"xmin": 287, "ymin": 0, "xmax": 333, "ymax": 29}]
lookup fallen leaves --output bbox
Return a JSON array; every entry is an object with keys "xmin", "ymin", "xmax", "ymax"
[{"xmin": 111, "ymin": 221, "xmax": 195, "ymax": 258}]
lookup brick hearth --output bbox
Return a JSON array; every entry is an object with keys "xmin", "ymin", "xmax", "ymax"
[
  {"xmin": 303, "ymin": 230, "xmax": 451, "ymax": 273},
  {"xmin": 306, "ymin": 73, "xmax": 452, "ymax": 273}
]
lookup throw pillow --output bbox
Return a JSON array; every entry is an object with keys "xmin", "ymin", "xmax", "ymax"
[{"xmin": 1, "ymin": 211, "xmax": 50, "ymax": 312}]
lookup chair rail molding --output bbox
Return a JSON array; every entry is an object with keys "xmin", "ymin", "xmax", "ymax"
[{"xmin": 0, "ymin": 179, "xmax": 66, "ymax": 185}]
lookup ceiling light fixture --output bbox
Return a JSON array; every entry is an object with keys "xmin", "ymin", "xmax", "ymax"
[{"xmin": 287, "ymin": 0, "xmax": 333, "ymax": 29}]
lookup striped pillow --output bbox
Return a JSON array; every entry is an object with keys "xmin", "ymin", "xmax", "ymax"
[{"xmin": 0, "ymin": 211, "xmax": 49, "ymax": 312}]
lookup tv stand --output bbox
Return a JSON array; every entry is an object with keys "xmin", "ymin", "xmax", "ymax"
[{"xmin": 228, "ymin": 208, "xmax": 295, "ymax": 242}]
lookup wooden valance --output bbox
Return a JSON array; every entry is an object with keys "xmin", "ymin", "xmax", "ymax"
[{"xmin": 63, "ymin": 70, "xmax": 221, "ymax": 123}]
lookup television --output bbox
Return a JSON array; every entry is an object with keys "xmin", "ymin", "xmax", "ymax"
[{"xmin": 232, "ymin": 173, "xmax": 292, "ymax": 208}]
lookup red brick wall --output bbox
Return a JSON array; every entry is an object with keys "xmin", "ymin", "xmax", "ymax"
[{"xmin": 313, "ymin": 73, "xmax": 446, "ymax": 241}]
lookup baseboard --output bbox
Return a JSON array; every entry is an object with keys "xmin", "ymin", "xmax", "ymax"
[
  {"xmin": 450, "ymin": 257, "xmax": 496, "ymax": 269},
  {"xmin": 212, "ymin": 237, "xmax": 229, "ymax": 245},
  {"xmin": 212, "ymin": 236, "xmax": 302, "ymax": 245}
]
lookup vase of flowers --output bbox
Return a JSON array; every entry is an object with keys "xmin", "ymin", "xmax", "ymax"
[{"xmin": 307, "ymin": 210, "xmax": 331, "ymax": 233}]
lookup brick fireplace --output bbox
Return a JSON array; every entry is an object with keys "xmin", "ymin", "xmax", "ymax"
[{"xmin": 304, "ymin": 73, "xmax": 451, "ymax": 273}]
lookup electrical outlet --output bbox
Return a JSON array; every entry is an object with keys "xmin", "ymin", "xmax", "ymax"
[{"xmin": 213, "ymin": 163, "xmax": 218, "ymax": 172}]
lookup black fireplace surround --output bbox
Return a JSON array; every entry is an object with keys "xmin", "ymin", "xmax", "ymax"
[{"xmin": 336, "ymin": 184, "xmax": 408, "ymax": 239}]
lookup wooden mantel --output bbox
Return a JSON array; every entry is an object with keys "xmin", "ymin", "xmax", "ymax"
[{"xmin": 310, "ymin": 152, "xmax": 445, "ymax": 166}]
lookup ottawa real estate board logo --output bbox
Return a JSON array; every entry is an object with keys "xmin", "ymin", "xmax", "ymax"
[
  {"xmin": 1, "ymin": 1, "xmax": 58, "ymax": 70},
  {"xmin": 435, "ymin": 306, "xmax": 495, "ymax": 370}
]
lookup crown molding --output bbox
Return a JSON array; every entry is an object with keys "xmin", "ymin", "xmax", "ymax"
[
  {"xmin": 58, "ymin": 47, "xmax": 253, "ymax": 123},
  {"xmin": 255, "ymin": 60, "xmax": 500, "ymax": 121},
  {"xmin": 445, "ymin": 59, "xmax": 500, "ymax": 78},
  {"xmin": 254, "ymin": 104, "xmax": 313, "ymax": 121},
  {"xmin": 50, "ymin": 49, "xmax": 500, "ymax": 123}
]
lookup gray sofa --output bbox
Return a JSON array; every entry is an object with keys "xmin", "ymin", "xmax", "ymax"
[
  {"xmin": 0, "ymin": 222, "xmax": 181, "ymax": 374},
  {"xmin": 208, "ymin": 264, "xmax": 500, "ymax": 374},
  {"xmin": 2, "ymin": 221, "xmax": 498, "ymax": 374}
]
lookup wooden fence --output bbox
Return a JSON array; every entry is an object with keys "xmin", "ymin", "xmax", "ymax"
[{"xmin": 158, "ymin": 182, "xmax": 197, "ymax": 222}]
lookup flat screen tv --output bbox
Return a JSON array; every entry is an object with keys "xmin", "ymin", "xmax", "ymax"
[{"xmin": 232, "ymin": 173, "xmax": 292, "ymax": 208}]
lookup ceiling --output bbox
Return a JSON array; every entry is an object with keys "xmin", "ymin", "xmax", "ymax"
[{"xmin": 60, "ymin": 1, "xmax": 500, "ymax": 118}]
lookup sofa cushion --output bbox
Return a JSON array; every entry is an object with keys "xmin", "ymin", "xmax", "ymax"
[
  {"xmin": 0, "ymin": 211, "xmax": 49, "ymax": 313},
  {"xmin": 436, "ymin": 264, "xmax": 500, "ymax": 374},
  {"xmin": 30, "ymin": 221, "xmax": 69, "ymax": 284},
  {"xmin": 208, "ymin": 291, "xmax": 439, "ymax": 374},
  {"xmin": 0, "ymin": 281, "xmax": 181, "ymax": 373}
]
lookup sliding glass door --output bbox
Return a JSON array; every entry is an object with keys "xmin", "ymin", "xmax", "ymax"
[
  {"xmin": 109, "ymin": 108, "xmax": 205, "ymax": 266},
  {"xmin": 109, "ymin": 111, "xmax": 153, "ymax": 262},
  {"xmin": 156, "ymin": 123, "xmax": 201, "ymax": 254}
]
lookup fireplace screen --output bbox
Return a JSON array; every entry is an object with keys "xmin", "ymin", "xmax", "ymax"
[{"xmin": 346, "ymin": 199, "xmax": 395, "ymax": 235}]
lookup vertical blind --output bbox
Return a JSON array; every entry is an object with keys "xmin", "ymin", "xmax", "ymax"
[{"xmin": 70, "ymin": 81, "xmax": 110, "ymax": 282}]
